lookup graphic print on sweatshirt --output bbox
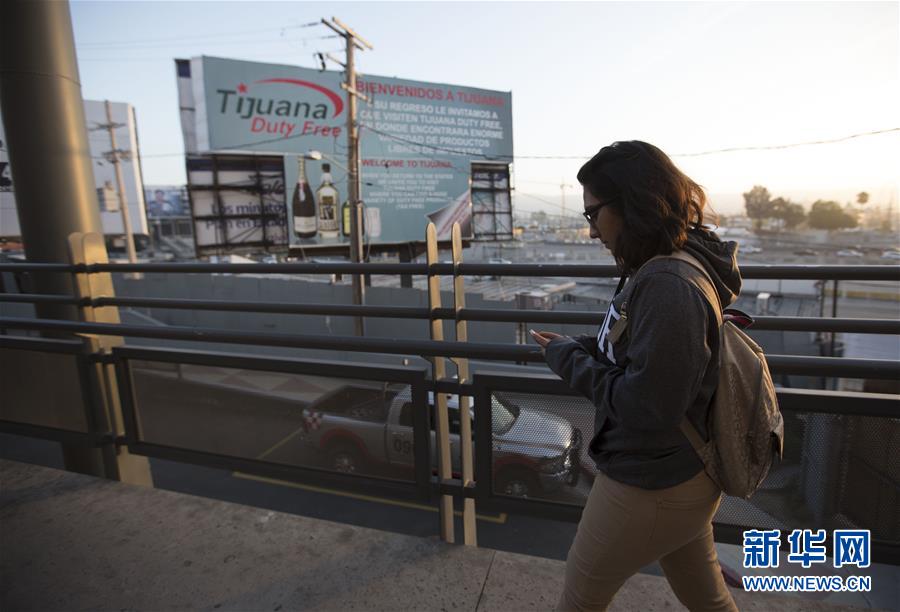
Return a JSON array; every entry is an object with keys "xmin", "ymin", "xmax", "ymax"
[{"xmin": 596, "ymin": 301, "xmax": 621, "ymax": 365}]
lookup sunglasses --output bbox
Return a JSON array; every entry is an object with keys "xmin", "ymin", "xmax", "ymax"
[{"xmin": 582, "ymin": 197, "xmax": 617, "ymax": 224}]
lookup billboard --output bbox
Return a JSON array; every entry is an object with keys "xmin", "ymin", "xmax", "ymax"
[
  {"xmin": 0, "ymin": 100, "xmax": 149, "ymax": 240},
  {"xmin": 177, "ymin": 56, "xmax": 513, "ymax": 251},
  {"xmin": 186, "ymin": 154, "xmax": 288, "ymax": 252},
  {"xmin": 144, "ymin": 185, "xmax": 189, "ymax": 218}
]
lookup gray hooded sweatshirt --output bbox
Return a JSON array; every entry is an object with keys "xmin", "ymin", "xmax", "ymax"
[{"xmin": 544, "ymin": 227, "xmax": 742, "ymax": 489}]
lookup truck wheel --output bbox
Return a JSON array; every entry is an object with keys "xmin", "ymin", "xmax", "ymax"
[
  {"xmin": 496, "ymin": 470, "xmax": 539, "ymax": 498},
  {"xmin": 328, "ymin": 444, "xmax": 362, "ymax": 474}
]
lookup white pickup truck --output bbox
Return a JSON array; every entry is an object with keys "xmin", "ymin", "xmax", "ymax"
[{"xmin": 305, "ymin": 382, "xmax": 583, "ymax": 498}]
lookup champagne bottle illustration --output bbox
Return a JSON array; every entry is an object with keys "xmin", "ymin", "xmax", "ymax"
[
  {"xmin": 292, "ymin": 157, "xmax": 317, "ymax": 239},
  {"xmin": 317, "ymin": 163, "xmax": 340, "ymax": 238}
]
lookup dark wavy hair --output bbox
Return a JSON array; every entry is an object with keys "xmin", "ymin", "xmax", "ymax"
[{"xmin": 577, "ymin": 140, "xmax": 711, "ymax": 274}]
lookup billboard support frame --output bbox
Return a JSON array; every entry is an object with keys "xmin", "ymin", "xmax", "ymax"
[{"xmin": 186, "ymin": 154, "xmax": 288, "ymax": 256}]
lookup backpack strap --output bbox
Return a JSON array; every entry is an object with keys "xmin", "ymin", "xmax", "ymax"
[
  {"xmin": 623, "ymin": 250, "xmax": 729, "ymax": 451},
  {"xmin": 655, "ymin": 250, "xmax": 724, "ymax": 326},
  {"xmin": 649, "ymin": 250, "xmax": 724, "ymax": 451}
]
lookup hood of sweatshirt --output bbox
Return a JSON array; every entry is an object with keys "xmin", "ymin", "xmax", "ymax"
[{"xmin": 681, "ymin": 226, "xmax": 742, "ymax": 308}]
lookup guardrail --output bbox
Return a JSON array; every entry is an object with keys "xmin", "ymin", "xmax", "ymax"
[
  {"xmin": 2, "ymin": 336, "xmax": 897, "ymax": 563},
  {"xmin": 3, "ymin": 293, "xmax": 900, "ymax": 333},
  {"xmin": 2, "ymin": 260, "xmax": 900, "ymax": 280},
  {"xmin": 2, "ymin": 258, "xmax": 899, "ymax": 561},
  {"xmin": 471, "ymin": 371, "xmax": 900, "ymax": 564},
  {"xmin": 0, "ymin": 317, "xmax": 899, "ymax": 380}
]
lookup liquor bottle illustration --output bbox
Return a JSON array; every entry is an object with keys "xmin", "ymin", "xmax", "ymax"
[
  {"xmin": 292, "ymin": 157, "xmax": 317, "ymax": 239},
  {"xmin": 316, "ymin": 163, "xmax": 340, "ymax": 238}
]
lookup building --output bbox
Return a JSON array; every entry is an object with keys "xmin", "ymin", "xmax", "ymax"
[{"xmin": 0, "ymin": 100, "xmax": 150, "ymax": 252}]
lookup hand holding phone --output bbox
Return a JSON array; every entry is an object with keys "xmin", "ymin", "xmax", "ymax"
[{"xmin": 529, "ymin": 329, "xmax": 563, "ymax": 354}]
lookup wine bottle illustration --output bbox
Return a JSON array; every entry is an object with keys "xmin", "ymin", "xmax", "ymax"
[
  {"xmin": 317, "ymin": 163, "xmax": 340, "ymax": 238},
  {"xmin": 292, "ymin": 157, "xmax": 317, "ymax": 239}
]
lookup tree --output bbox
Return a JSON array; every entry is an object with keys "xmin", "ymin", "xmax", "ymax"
[
  {"xmin": 808, "ymin": 200, "xmax": 858, "ymax": 231},
  {"xmin": 784, "ymin": 203, "xmax": 806, "ymax": 230},
  {"xmin": 743, "ymin": 185, "xmax": 773, "ymax": 231},
  {"xmin": 856, "ymin": 192, "xmax": 869, "ymax": 205},
  {"xmin": 770, "ymin": 198, "xmax": 806, "ymax": 230},
  {"xmin": 771, "ymin": 197, "xmax": 806, "ymax": 229}
]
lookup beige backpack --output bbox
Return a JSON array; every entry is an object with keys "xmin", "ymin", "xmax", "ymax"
[{"xmin": 658, "ymin": 250, "xmax": 785, "ymax": 499}]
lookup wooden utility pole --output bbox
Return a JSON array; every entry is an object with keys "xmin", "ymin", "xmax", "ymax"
[
  {"xmin": 322, "ymin": 17, "xmax": 372, "ymax": 336},
  {"xmin": 97, "ymin": 100, "xmax": 139, "ymax": 270}
]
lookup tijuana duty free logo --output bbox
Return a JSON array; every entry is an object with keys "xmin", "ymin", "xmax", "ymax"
[{"xmin": 215, "ymin": 78, "xmax": 345, "ymax": 139}]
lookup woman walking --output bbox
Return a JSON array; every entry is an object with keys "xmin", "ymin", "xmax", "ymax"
[{"xmin": 530, "ymin": 141, "xmax": 740, "ymax": 611}]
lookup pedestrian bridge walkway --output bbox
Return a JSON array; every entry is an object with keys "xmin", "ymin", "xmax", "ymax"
[{"xmin": 0, "ymin": 459, "xmax": 880, "ymax": 611}]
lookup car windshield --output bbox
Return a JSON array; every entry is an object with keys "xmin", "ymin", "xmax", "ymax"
[{"xmin": 491, "ymin": 394, "xmax": 520, "ymax": 435}]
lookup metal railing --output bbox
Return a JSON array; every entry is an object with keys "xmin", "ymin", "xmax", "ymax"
[
  {"xmin": 2, "ymin": 258, "xmax": 899, "ymax": 561},
  {"xmin": 471, "ymin": 371, "xmax": 900, "ymax": 563}
]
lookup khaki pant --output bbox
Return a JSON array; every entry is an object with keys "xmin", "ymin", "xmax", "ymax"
[{"xmin": 557, "ymin": 469, "xmax": 738, "ymax": 612}]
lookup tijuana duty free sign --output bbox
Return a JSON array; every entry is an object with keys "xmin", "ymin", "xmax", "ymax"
[
  {"xmin": 182, "ymin": 55, "xmax": 513, "ymax": 248},
  {"xmin": 215, "ymin": 81, "xmax": 344, "ymax": 139}
]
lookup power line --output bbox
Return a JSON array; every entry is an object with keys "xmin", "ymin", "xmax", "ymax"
[
  {"xmin": 78, "ymin": 35, "xmax": 339, "ymax": 55},
  {"xmin": 365, "ymin": 124, "xmax": 900, "ymax": 161},
  {"xmin": 507, "ymin": 127, "xmax": 900, "ymax": 159},
  {"xmin": 131, "ymin": 130, "xmax": 317, "ymax": 158},
  {"xmin": 669, "ymin": 128, "xmax": 900, "ymax": 157},
  {"xmin": 129, "ymin": 126, "xmax": 900, "ymax": 162},
  {"xmin": 77, "ymin": 23, "xmax": 322, "ymax": 47},
  {"xmin": 80, "ymin": 49, "xmax": 332, "ymax": 63}
]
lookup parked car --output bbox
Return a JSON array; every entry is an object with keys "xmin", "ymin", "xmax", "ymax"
[
  {"xmin": 793, "ymin": 249, "xmax": 817, "ymax": 256},
  {"xmin": 881, "ymin": 250, "xmax": 900, "ymax": 260},
  {"xmin": 306, "ymin": 383, "xmax": 583, "ymax": 498},
  {"xmin": 741, "ymin": 245, "xmax": 762, "ymax": 254},
  {"xmin": 836, "ymin": 249, "xmax": 864, "ymax": 258}
]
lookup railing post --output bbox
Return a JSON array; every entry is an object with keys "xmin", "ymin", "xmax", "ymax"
[
  {"xmin": 399, "ymin": 242, "xmax": 414, "ymax": 289},
  {"xmin": 69, "ymin": 232, "xmax": 153, "ymax": 486},
  {"xmin": 830, "ymin": 279, "xmax": 840, "ymax": 360},
  {"xmin": 451, "ymin": 223, "xmax": 477, "ymax": 546},
  {"xmin": 426, "ymin": 223, "xmax": 454, "ymax": 543}
]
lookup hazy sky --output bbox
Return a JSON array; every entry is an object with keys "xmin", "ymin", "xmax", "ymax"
[{"xmin": 70, "ymin": 1, "xmax": 899, "ymax": 216}]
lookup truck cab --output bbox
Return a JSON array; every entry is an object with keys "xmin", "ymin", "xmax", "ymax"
[{"xmin": 309, "ymin": 383, "xmax": 582, "ymax": 498}]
